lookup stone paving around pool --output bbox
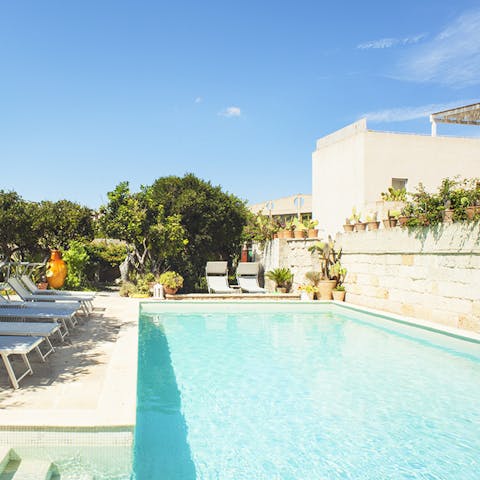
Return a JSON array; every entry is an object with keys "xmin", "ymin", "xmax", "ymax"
[{"xmin": 0, "ymin": 292, "xmax": 140, "ymax": 427}]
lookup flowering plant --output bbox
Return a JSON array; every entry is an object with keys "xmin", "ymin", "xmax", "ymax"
[{"xmin": 298, "ymin": 284, "xmax": 318, "ymax": 294}]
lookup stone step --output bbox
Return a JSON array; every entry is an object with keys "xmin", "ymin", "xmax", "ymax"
[
  {"xmin": 11, "ymin": 459, "xmax": 58, "ymax": 480},
  {"xmin": 0, "ymin": 448, "xmax": 11, "ymax": 475}
]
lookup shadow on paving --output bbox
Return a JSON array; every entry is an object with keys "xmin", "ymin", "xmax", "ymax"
[{"xmin": 0, "ymin": 309, "xmax": 133, "ymax": 404}]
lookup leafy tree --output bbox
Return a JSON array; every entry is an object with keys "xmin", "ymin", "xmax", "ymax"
[
  {"xmin": 97, "ymin": 181, "xmax": 187, "ymax": 275},
  {"xmin": 0, "ymin": 190, "xmax": 36, "ymax": 259},
  {"xmin": 147, "ymin": 173, "xmax": 249, "ymax": 290},
  {"xmin": 32, "ymin": 200, "xmax": 94, "ymax": 251}
]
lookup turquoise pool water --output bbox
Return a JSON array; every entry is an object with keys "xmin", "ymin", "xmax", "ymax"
[{"xmin": 134, "ymin": 303, "xmax": 480, "ymax": 479}]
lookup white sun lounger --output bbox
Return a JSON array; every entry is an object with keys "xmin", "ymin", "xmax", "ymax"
[
  {"xmin": 0, "ymin": 322, "xmax": 61, "ymax": 358},
  {"xmin": 21, "ymin": 275, "xmax": 95, "ymax": 299},
  {"xmin": 0, "ymin": 335, "xmax": 46, "ymax": 389},
  {"xmin": 0, "ymin": 302, "xmax": 78, "ymax": 339},
  {"xmin": 236, "ymin": 262, "xmax": 267, "ymax": 293},
  {"xmin": 8, "ymin": 278, "xmax": 92, "ymax": 315},
  {"xmin": 205, "ymin": 262, "xmax": 237, "ymax": 294}
]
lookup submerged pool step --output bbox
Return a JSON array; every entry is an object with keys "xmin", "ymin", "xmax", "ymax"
[
  {"xmin": 0, "ymin": 448, "xmax": 11, "ymax": 474},
  {"xmin": 11, "ymin": 459, "xmax": 58, "ymax": 480}
]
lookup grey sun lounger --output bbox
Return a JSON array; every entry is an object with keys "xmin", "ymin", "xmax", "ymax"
[
  {"xmin": 8, "ymin": 278, "xmax": 92, "ymax": 315},
  {"xmin": 0, "ymin": 335, "xmax": 46, "ymax": 389},
  {"xmin": 236, "ymin": 262, "xmax": 267, "ymax": 293},
  {"xmin": 205, "ymin": 261, "xmax": 237, "ymax": 294}
]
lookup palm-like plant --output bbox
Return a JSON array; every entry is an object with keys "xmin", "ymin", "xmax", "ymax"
[{"xmin": 265, "ymin": 267, "xmax": 293, "ymax": 290}]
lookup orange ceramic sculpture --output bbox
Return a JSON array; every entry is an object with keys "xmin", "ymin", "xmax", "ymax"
[{"xmin": 46, "ymin": 250, "xmax": 68, "ymax": 288}]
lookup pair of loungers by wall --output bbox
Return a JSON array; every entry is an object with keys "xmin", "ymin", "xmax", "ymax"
[
  {"xmin": 0, "ymin": 276, "xmax": 92, "ymax": 389},
  {"xmin": 206, "ymin": 262, "xmax": 266, "ymax": 294}
]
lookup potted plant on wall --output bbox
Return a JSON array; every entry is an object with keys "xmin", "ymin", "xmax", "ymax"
[
  {"xmin": 307, "ymin": 237, "xmax": 342, "ymax": 299},
  {"xmin": 383, "ymin": 209, "xmax": 399, "ymax": 228},
  {"xmin": 159, "ymin": 271, "xmax": 184, "ymax": 295},
  {"xmin": 298, "ymin": 284, "xmax": 318, "ymax": 301},
  {"xmin": 343, "ymin": 217, "xmax": 354, "ymax": 232},
  {"xmin": 365, "ymin": 211, "xmax": 380, "ymax": 231},
  {"xmin": 265, "ymin": 267, "xmax": 293, "ymax": 293},
  {"xmin": 284, "ymin": 219, "xmax": 295, "ymax": 239},
  {"xmin": 293, "ymin": 218, "xmax": 307, "ymax": 239},
  {"xmin": 304, "ymin": 219, "xmax": 319, "ymax": 238}
]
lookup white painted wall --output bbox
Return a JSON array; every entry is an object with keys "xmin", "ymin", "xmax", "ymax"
[
  {"xmin": 312, "ymin": 120, "xmax": 366, "ymax": 237},
  {"xmin": 312, "ymin": 119, "xmax": 480, "ymax": 235}
]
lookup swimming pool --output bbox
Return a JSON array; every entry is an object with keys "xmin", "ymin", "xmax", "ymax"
[{"xmin": 134, "ymin": 302, "xmax": 480, "ymax": 479}]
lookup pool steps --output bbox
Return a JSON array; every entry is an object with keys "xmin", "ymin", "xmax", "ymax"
[{"xmin": 0, "ymin": 449, "xmax": 59, "ymax": 480}]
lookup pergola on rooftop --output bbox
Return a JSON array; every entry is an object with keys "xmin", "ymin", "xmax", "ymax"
[{"xmin": 430, "ymin": 102, "xmax": 480, "ymax": 136}]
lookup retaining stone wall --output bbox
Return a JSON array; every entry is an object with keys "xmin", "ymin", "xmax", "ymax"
[
  {"xmin": 256, "ymin": 224, "xmax": 480, "ymax": 332},
  {"xmin": 338, "ymin": 224, "xmax": 480, "ymax": 332}
]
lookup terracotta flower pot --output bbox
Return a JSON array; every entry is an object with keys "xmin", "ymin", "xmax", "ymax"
[
  {"xmin": 397, "ymin": 216, "xmax": 409, "ymax": 226},
  {"xmin": 332, "ymin": 290, "xmax": 346, "ymax": 301},
  {"xmin": 366, "ymin": 221, "xmax": 380, "ymax": 231},
  {"xmin": 284, "ymin": 230, "xmax": 294, "ymax": 239},
  {"xmin": 277, "ymin": 229, "xmax": 285, "ymax": 239},
  {"xmin": 317, "ymin": 280, "xmax": 337, "ymax": 300},
  {"xmin": 164, "ymin": 286, "xmax": 178, "ymax": 295},
  {"xmin": 383, "ymin": 218, "xmax": 397, "ymax": 228},
  {"xmin": 276, "ymin": 287, "xmax": 287, "ymax": 293},
  {"xmin": 308, "ymin": 229, "xmax": 319, "ymax": 238},
  {"xmin": 294, "ymin": 229, "xmax": 306, "ymax": 239},
  {"xmin": 343, "ymin": 224, "xmax": 354, "ymax": 233},
  {"xmin": 354, "ymin": 222, "xmax": 366, "ymax": 232},
  {"xmin": 466, "ymin": 206, "xmax": 476, "ymax": 220},
  {"xmin": 443, "ymin": 209, "xmax": 454, "ymax": 224}
]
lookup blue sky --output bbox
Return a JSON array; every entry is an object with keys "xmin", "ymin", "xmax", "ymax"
[{"xmin": 0, "ymin": 1, "xmax": 479, "ymax": 208}]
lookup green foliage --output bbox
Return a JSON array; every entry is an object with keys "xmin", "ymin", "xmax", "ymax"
[
  {"xmin": 158, "ymin": 271, "xmax": 184, "ymax": 289},
  {"xmin": 402, "ymin": 178, "xmax": 480, "ymax": 227},
  {"xmin": 97, "ymin": 181, "xmax": 188, "ymax": 275},
  {"xmin": 381, "ymin": 187, "xmax": 407, "ymax": 201},
  {"xmin": 0, "ymin": 190, "xmax": 36, "ymax": 259},
  {"xmin": 119, "ymin": 281, "xmax": 136, "ymax": 297},
  {"xmin": 243, "ymin": 212, "xmax": 278, "ymax": 246},
  {"xmin": 32, "ymin": 200, "xmax": 94, "ymax": 251},
  {"xmin": 86, "ymin": 241, "xmax": 128, "ymax": 267},
  {"xmin": 265, "ymin": 267, "xmax": 293, "ymax": 289},
  {"xmin": 333, "ymin": 284, "xmax": 346, "ymax": 292},
  {"xmin": 62, "ymin": 240, "xmax": 90, "ymax": 290}
]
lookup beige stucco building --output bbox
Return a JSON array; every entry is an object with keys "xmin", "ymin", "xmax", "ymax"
[
  {"xmin": 249, "ymin": 194, "xmax": 312, "ymax": 221},
  {"xmin": 312, "ymin": 118, "xmax": 480, "ymax": 235}
]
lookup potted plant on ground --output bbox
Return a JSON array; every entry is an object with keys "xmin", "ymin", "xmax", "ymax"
[
  {"xmin": 298, "ymin": 284, "xmax": 318, "ymax": 301},
  {"xmin": 365, "ymin": 211, "xmax": 380, "ymax": 231},
  {"xmin": 265, "ymin": 267, "xmax": 293, "ymax": 293},
  {"xmin": 159, "ymin": 271, "xmax": 184, "ymax": 295},
  {"xmin": 308, "ymin": 237, "xmax": 342, "ymax": 299},
  {"xmin": 331, "ymin": 262, "xmax": 347, "ymax": 301},
  {"xmin": 305, "ymin": 270, "xmax": 322, "ymax": 299}
]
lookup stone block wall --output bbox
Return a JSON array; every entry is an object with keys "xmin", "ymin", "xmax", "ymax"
[
  {"xmin": 255, "ymin": 224, "xmax": 480, "ymax": 332},
  {"xmin": 254, "ymin": 238, "xmax": 321, "ymax": 291},
  {"xmin": 337, "ymin": 224, "xmax": 480, "ymax": 332}
]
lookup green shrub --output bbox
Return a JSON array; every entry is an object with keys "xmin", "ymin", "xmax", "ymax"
[
  {"xmin": 62, "ymin": 240, "xmax": 90, "ymax": 290},
  {"xmin": 158, "ymin": 271, "xmax": 184, "ymax": 289}
]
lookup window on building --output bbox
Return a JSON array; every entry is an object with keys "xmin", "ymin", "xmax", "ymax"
[{"xmin": 392, "ymin": 178, "xmax": 408, "ymax": 190}]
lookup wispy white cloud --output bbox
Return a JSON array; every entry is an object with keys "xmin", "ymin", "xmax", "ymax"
[
  {"xmin": 357, "ymin": 33, "xmax": 425, "ymax": 50},
  {"xmin": 219, "ymin": 106, "xmax": 241, "ymax": 118},
  {"xmin": 362, "ymin": 99, "xmax": 476, "ymax": 123},
  {"xmin": 398, "ymin": 9, "xmax": 480, "ymax": 86},
  {"xmin": 194, "ymin": 97, "xmax": 203, "ymax": 104}
]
